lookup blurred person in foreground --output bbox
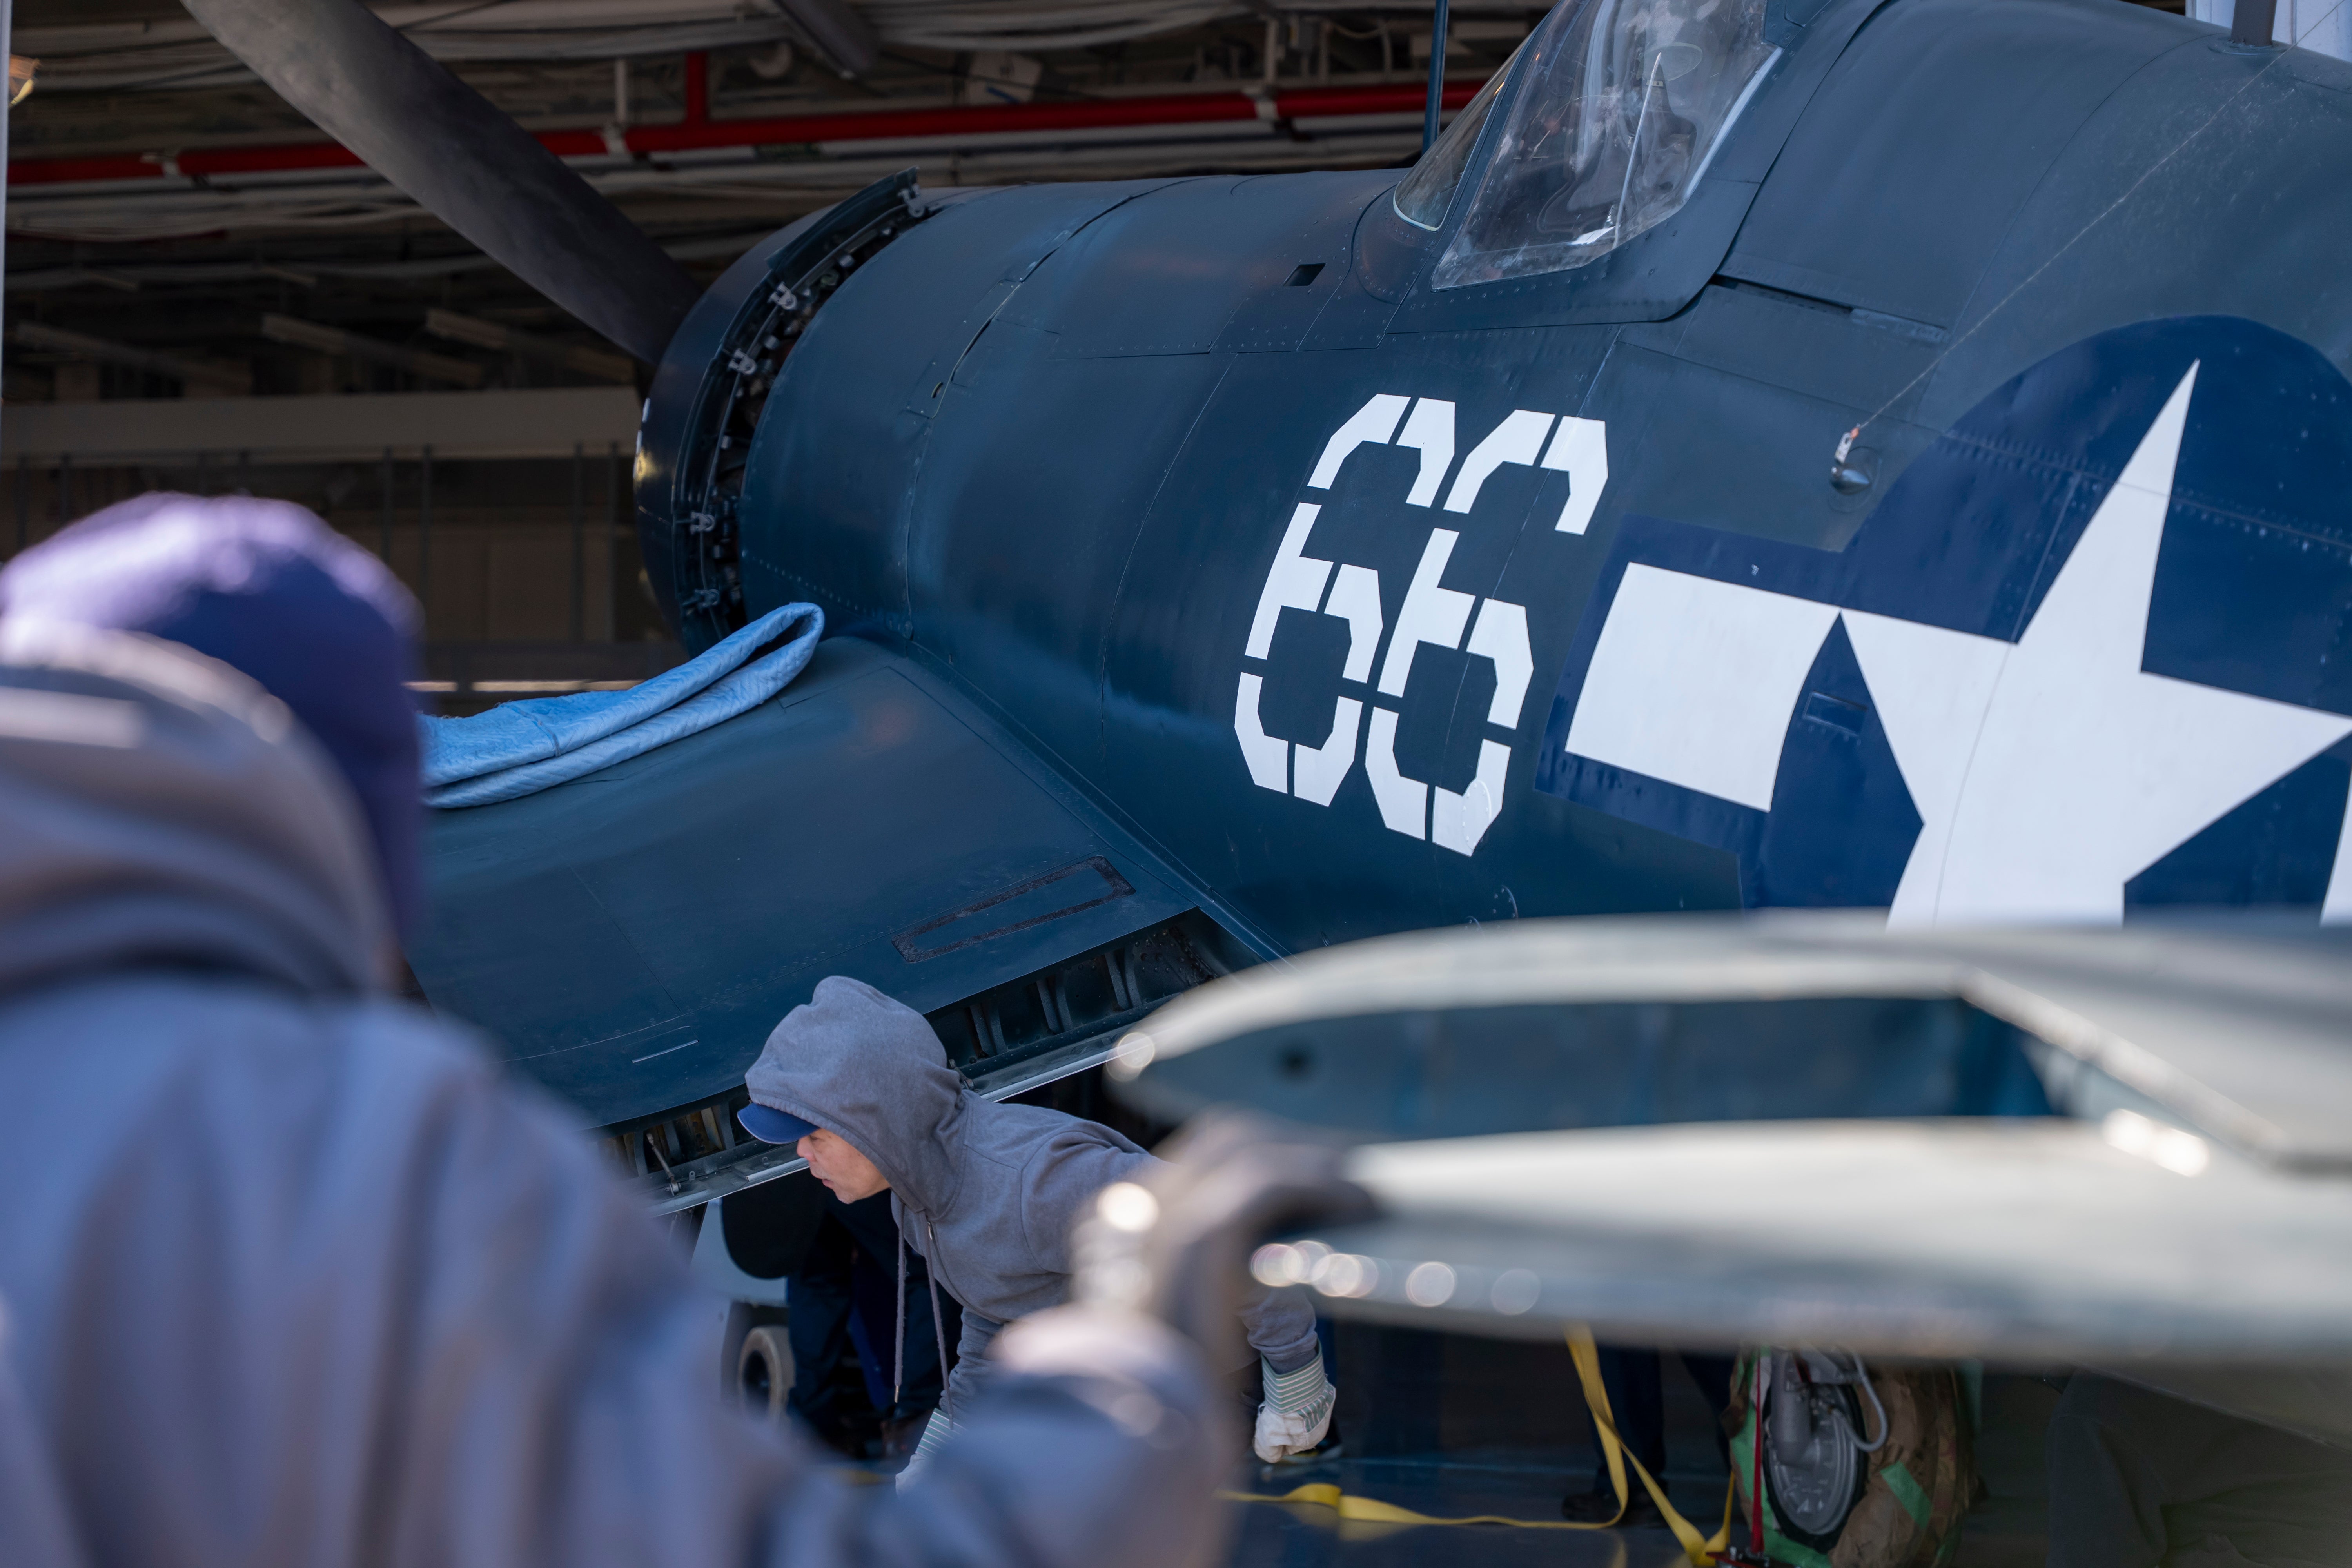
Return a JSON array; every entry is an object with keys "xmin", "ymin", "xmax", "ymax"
[{"xmin": 0, "ymin": 494, "xmax": 1229, "ymax": 1568}]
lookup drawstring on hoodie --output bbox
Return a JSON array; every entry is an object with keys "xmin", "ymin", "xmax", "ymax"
[
  {"xmin": 891, "ymin": 1214, "xmax": 955, "ymax": 1424},
  {"xmin": 927, "ymin": 1216, "xmax": 953, "ymax": 1422}
]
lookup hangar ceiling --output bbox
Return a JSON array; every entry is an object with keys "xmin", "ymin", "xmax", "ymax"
[{"xmin": 6, "ymin": 0, "xmax": 1539, "ymax": 400}]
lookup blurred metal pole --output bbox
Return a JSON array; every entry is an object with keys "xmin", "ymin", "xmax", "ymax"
[
  {"xmin": 772, "ymin": 0, "xmax": 877, "ymax": 76},
  {"xmin": 0, "ymin": 0, "xmax": 12, "ymax": 466},
  {"xmin": 378, "ymin": 446, "xmax": 393, "ymax": 566},
  {"xmin": 419, "ymin": 443, "xmax": 434, "ymax": 632},
  {"xmin": 570, "ymin": 440, "xmax": 585, "ymax": 641},
  {"xmin": 14, "ymin": 455, "xmax": 26, "ymax": 556},
  {"xmin": 0, "ymin": 0, "xmax": 13, "ymax": 470},
  {"xmin": 1422, "ymin": 0, "xmax": 1451, "ymax": 150},
  {"xmin": 603, "ymin": 441, "xmax": 619, "ymax": 641}
]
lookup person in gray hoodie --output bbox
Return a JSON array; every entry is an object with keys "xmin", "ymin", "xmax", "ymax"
[
  {"xmin": 0, "ymin": 494, "xmax": 1232, "ymax": 1568},
  {"xmin": 739, "ymin": 976, "xmax": 1338, "ymax": 1472}
]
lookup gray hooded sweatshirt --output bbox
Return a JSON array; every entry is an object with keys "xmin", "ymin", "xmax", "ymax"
[
  {"xmin": 0, "ymin": 622, "xmax": 1229, "ymax": 1568},
  {"xmin": 745, "ymin": 977, "xmax": 1321, "ymax": 1410}
]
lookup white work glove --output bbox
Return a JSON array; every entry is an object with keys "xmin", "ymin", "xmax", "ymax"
[
  {"xmin": 1253, "ymin": 1353, "xmax": 1335, "ymax": 1463},
  {"xmin": 895, "ymin": 1408, "xmax": 955, "ymax": 1489}
]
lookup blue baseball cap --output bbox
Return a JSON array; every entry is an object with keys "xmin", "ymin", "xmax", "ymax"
[{"xmin": 738, "ymin": 1102, "xmax": 819, "ymax": 1145}]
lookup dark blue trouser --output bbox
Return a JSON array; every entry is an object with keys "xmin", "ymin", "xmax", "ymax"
[
  {"xmin": 1590, "ymin": 1347, "xmax": 1736, "ymax": 1492},
  {"xmin": 787, "ymin": 1189, "xmax": 956, "ymax": 1440}
]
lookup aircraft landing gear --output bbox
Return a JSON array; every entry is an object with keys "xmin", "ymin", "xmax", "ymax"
[
  {"xmin": 1762, "ymin": 1353, "xmax": 1873, "ymax": 1549},
  {"xmin": 738, "ymin": 1322, "xmax": 793, "ymax": 1421},
  {"xmin": 1729, "ymin": 1351, "xmax": 1974, "ymax": 1568}
]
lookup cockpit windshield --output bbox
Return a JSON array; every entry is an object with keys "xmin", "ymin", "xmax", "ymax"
[
  {"xmin": 1428, "ymin": 0, "xmax": 1778, "ymax": 288},
  {"xmin": 1392, "ymin": 52, "xmax": 1517, "ymax": 232}
]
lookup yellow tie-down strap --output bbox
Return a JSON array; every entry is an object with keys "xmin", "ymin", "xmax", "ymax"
[{"xmin": 1224, "ymin": 1327, "xmax": 1735, "ymax": 1568}]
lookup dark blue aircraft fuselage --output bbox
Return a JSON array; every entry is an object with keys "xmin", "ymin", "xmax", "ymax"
[
  {"xmin": 421, "ymin": 0, "xmax": 2352, "ymax": 1134},
  {"xmin": 704, "ymin": 0, "xmax": 2352, "ymax": 944}
]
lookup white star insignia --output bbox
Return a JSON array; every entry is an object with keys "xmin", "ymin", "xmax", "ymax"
[{"xmin": 1564, "ymin": 363, "xmax": 2352, "ymax": 925}]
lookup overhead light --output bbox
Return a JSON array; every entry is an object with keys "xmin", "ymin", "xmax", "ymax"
[{"xmin": 9, "ymin": 55, "xmax": 36, "ymax": 107}]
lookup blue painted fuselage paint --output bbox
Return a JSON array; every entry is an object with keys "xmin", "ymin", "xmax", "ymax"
[
  {"xmin": 435, "ymin": 0, "xmax": 2352, "ymax": 1123},
  {"xmin": 708, "ymin": 0, "xmax": 2352, "ymax": 954}
]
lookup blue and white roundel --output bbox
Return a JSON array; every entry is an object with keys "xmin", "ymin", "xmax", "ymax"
[{"xmin": 1535, "ymin": 316, "xmax": 2352, "ymax": 925}]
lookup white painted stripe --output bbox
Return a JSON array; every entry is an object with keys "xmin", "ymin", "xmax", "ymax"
[{"xmin": 1563, "ymin": 564, "xmax": 1838, "ymax": 811}]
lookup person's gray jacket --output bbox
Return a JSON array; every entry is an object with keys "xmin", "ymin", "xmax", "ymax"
[
  {"xmin": 746, "ymin": 977, "xmax": 1321, "ymax": 1409},
  {"xmin": 0, "ymin": 622, "xmax": 1229, "ymax": 1568}
]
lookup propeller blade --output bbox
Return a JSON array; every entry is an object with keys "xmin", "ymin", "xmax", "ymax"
[
  {"xmin": 180, "ymin": 0, "xmax": 702, "ymax": 365},
  {"xmin": 773, "ymin": 0, "xmax": 879, "ymax": 76}
]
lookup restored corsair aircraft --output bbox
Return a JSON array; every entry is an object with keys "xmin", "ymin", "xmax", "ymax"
[
  {"xmin": 176, "ymin": 0, "xmax": 2352, "ymax": 1553},
  {"xmin": 192, "ymin": 0, "xmax": 2352, "ymax": 1208}
]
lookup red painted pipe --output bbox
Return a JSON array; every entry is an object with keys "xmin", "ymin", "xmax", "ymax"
[{"xmin": 8, "ymin": 78, "xmax": 1480, "ymax": 188}]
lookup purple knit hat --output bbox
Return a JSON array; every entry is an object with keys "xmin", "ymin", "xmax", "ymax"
[{"xmin": 0, "ymin": 493, "xmax": 425, "ymax": 933}]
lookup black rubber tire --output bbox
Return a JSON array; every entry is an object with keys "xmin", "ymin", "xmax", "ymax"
[
  {"xmin": 1763, "ymin": 1381, "xmax": 1869, "ymax": 1553},
  {"xmin": 739, "ymin": 1323, "xmax": 794, "ymax": 1419}
]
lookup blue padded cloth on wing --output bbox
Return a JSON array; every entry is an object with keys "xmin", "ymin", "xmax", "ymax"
[{"xmin": 419, "ymin": 602, "xmax": 823, "ymax": 808}]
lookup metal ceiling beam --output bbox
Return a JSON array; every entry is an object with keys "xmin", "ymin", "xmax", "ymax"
[
  {"xmin": 423, "ymin": 309, "xmax": 635, "ymax": 384},
  {"xmin": 0, "ymin": 384, "xmax": 642, "ymax": 463},
  {"xmin": 12, "ymin": 320, "xmax": 251, "ymax": 394},
  {"xmin": 260, "ymin": 314, "xmax": 485, "ymax": 388}
]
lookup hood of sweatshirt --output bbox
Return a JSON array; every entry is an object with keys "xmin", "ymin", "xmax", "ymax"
[
  {"xmin": 744, "ymin": 975, "xmax": 967, "ymax": 1215},
  {"xmin": 745, "ymin": 976, "xmax": 1185, "ymax": 1334},
  {"xmin": 0, "ymin": 621, "xmax": 388, "ymax": 1000},
  {"xmin": 744, "ymin": 978, "xmax": 1318, "ymax": 1386}
]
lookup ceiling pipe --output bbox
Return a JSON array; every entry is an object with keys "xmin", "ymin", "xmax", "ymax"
[
  {"xmin": 12, "ymin": 78, "xmax": 1485, "ymax": 188},
  {"xmin": 178, "ymin": 0, "xmax": 702, "ymax": 364}
]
